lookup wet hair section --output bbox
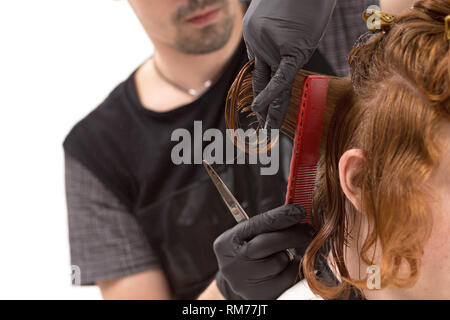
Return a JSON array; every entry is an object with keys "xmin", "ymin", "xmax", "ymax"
[{"xmin": 225, "ymin": 59, "xmax": 352, "ymax": 153}]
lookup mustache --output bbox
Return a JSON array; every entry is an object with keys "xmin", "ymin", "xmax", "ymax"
[{"xmin": 173, "ymin": 0, "xmax": 226, "ymax": 23}]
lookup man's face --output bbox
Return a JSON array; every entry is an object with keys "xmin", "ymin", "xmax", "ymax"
[{"xmin": 128, "ymin": 0, "xmax": 239, "ymax": 54}]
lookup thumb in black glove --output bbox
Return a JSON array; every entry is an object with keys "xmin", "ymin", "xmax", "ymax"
[
  {"xmin": 243, "ymin": 0, "xmax": 337, "ymax": 129},
  {"xmin": 214, "ymin": 204, "xmax": 315, "ymax": 300}
]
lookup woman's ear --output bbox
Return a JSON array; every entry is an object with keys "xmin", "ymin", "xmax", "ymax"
[{"xmin": 339, "ymin": 149, "xmax": 365, "ymax": 212}]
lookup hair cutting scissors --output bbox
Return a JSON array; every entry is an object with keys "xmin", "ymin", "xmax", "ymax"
[
  {"xmin": 202, "ymin": 160, "xmax": 249, "ymax": 223},
  {"xmin": 202, "ymin": 160, "xmax": 295, "ymax": 261}
]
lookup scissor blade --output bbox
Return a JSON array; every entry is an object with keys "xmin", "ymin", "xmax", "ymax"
[
  {"xmin": 202, "ymin": 160, "xmax": 249, "ymax": 223},
  {"xmin": 202, "ymin": 161, "xmax": 295, "ymax": 262}
]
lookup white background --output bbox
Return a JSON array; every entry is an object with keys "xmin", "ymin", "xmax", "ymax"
[{"xmin": 0, "ymin": 0, "xmax": 153, "ymax": 299}]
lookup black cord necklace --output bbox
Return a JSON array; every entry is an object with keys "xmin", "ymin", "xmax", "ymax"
[{"xmin": 153, "ymin": 59, "xmax": 212, "ymax": 97}]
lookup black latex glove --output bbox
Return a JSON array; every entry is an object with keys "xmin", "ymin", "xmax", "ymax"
[
  {"xmin": 243, "ymin": 0, "xmax": 337, "ymax": 129},
  {"xmin": 214, "ymin": 204, "xmax": 315, "ymax": 300}
]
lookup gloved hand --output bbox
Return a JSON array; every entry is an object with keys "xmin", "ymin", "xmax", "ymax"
[
  {"xmin": 214, "ymin": 204, "xmax": 315, "ymax": 300},
  {"xmin": 243, "ymin": 0, "xmax": 337, "ymax": 129}
]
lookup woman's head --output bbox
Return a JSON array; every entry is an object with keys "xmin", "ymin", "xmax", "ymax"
[
  {"xmin": 225, "ymin": 0, "xmax": 450, "ymax": 300},
  {"xmin": 304, "ymin": 0, "xmax": 450, "ymax": 299}
]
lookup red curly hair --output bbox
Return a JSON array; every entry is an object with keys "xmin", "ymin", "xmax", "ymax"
[{"xmin": 303, "ymin": 0, "xmax": 450, "ymax": 298}]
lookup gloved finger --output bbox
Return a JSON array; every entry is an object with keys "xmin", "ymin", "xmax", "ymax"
[
  {"xmin": 251, "ymin": 56, "xmax": 298, "ymax": 121},
  {"xmin": 265, "ymin": 259, "xmax": 302, "ymax": 299},
  {"xmin": 252, "ymin": 58, "xmax": 272, "ymax": 104},
  {"xmin": 251, "ymin": 58, "xmax": 271, "ymax": 126},
  {"xmin": 264, "ymin": 88, "xmax": 291, "ymax": 130},
  {"xmin": 236, "ymin": 251, "xmax": 291, "ymax": 279},
  {"xmin": 234, "ymin": 204, "xmax": 306, "ymax": 243},
  {"xmin": 215, "ymin": 272, "xmax": 244, "ymax": 300},
  {"xmin": 245, "ymin": 223, "xmax": 315, "ymax": 259},
  {"xmin": 246, "ymin": 47, "xmax": 255, "ymax": 61},
  {"xmin": 242, "ymin": 259, "xmax": 301, "ymax": 300},
  {"xmin": 213, "ymin": 226, "xmax": 242, "ymax": 255}
]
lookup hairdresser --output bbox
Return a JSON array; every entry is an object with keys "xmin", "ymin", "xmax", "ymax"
[{"xmin": 214, "ymin": 0, "xmax": 418, "ymax": 300}]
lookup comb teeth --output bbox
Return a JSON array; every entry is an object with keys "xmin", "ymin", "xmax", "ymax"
[
  {"xmin": 285, "ymin": 76, "xmax": 329, "ymax": 224},
  {"xmin": 288, "ymin": 165, "xmax": 318, "ymax": 223}
]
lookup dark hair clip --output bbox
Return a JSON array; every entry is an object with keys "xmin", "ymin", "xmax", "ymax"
[{"xmin": 362, "ymin": 9, "xmax": 396, "ymax": 32}]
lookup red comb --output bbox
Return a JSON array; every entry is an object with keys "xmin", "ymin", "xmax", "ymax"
[{"xmin": 285, "ymin": 76, "xmax": 330, "ymax": 223}]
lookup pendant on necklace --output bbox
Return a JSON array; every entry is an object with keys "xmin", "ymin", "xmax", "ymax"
[{"xmin": 188, "ymin": 80, "xmax": 213, "ymax": 97}]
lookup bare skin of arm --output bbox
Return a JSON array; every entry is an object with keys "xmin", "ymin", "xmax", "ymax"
[
  {"xmin": 97, "ymin": 269, "xmax": 172, "ymax": 300},
  {"xmin": 97, "ymin": 270, "xmax": 224, "ymax": 300},
  {"xmin": 197, "ymin": 281, "xmax": 225, "ymax": 300}
]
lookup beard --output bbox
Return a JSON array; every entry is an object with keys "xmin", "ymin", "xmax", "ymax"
[{"xmin": 172, "ymin": 0, "xmax": 236, "ymax": 55}]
